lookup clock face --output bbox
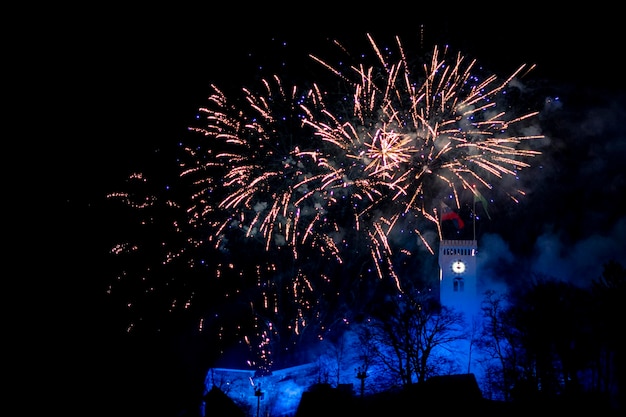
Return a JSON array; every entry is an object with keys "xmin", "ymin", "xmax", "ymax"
[{"xmin": 451, "ymin": 260, "xmax": 466, "ymax": 274}]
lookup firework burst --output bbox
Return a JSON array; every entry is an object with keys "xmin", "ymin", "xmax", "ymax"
[{"xmin": 107, "ymin": 33, "xmax": 543, "ymax": 369}]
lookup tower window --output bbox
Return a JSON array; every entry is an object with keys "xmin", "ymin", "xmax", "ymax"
[{"xmin": 453, "ymin": 277, "xmax": 464, "ymax": 292}]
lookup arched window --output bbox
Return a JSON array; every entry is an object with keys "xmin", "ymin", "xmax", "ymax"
[{"xmin": 453, "ymin": 277, "xmax": 464, "ymax": 292}]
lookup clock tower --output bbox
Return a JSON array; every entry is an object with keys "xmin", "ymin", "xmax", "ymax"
[{"xmin": 438, "ymin": 239, "xmax": 479, "ymax": 319}]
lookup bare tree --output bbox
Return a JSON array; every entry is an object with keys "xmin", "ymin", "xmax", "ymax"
[
  {"xmin": 357, "ymin": 290, "xmax": 467, "ymax": 387},
  {"xmin": 592, "ymin": 260, "xmax": 626, "ymax": 404},
  {"xmin": 476, "ymin": 289, "xmax": 521, "ymax": 401}
]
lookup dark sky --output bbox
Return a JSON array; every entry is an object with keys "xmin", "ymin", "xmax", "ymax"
[
  {"xmin": 56, "ymin": 10, "xmax": 625, "ymax": 200},
  {"xmin": 46, "ymin": 8, "xmax": 625, "ymax": 416}
]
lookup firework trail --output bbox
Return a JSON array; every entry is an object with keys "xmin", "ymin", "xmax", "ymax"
[
  {"xmin": 295, "ymin": 34, "xmax": 543, "ymax": 279},
  {"xmin": 107, "ymin": 33, "xmax": 543, "ymax": 369},
  {"xmin": 184, "ymin": 33, "xmax": 543, "ymax": 284}
]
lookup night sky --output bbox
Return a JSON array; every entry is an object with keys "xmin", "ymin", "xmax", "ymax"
[{"xmin": 47, "ymin": 8, "xmax": 625, "ymax": 416}]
